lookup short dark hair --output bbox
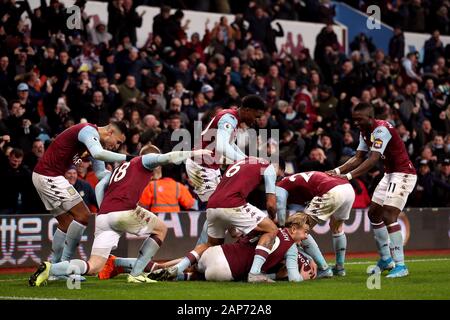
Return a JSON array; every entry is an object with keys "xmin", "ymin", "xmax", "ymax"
[
  {"xmin": 353, "ymin": 102, "xmax": 374, "ymax": 115},
  {"xmin": 111, "ymin": 121, "xmax": 128, "ymax": 137},
  {"xmin": 10, "ymin": 148, "xmax": 24, "ymax": 158},
  {"xmin": 241, "ymin": 94, "xmax": 266, "ymax": 111}
]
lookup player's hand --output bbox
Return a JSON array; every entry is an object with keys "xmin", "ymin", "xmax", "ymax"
[
  {"xmin": 1, "ymin": 135, "xmax": 10, "ymax": 143},
  {"xmin": 309, "ymin": 259, "xmax": 317, "ymax": 279},
  {"xmin": 192, "ymin": 149, "xmax": 213, "ymax": 158},
  {"xmin": 325, "ymin": 170, "xmax": 337, "ymax": 176},
  {"xmin": 300, "ymin": 263, "xmax": 312, "ymax": 280}
]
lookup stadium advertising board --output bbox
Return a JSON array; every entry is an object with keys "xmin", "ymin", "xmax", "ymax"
[{"xmin": 1, "ymin": 209, "xmax": 449, "ymax": 267}]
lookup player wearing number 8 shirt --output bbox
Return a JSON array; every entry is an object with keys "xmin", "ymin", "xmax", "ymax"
[
  {"xmin": 29, "ymin": 145, "xmax": 211, "ymax": 286},
  {"xmin": 151, "ymin": 157, "xmax": 279, "ymax": 283},
  {"xmin": 276, "ymin": 171, "xmax": 355, "ymax": 277},
  {"xmin": 327, "ymin": 103, "xmax": 417, "ymax": 278}
]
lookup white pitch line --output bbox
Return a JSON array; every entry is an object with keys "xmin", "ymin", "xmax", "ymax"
[
  {"xmin": 0, "ymin": 278, "xmax": 28, "ymax": 282},
  {"xmin": 346, "ymin": 258, "xmax": 450, "ymax": 265},
  {"xmin": 0, "ymin": 296, "xmax": 61, "ymax": 300}
]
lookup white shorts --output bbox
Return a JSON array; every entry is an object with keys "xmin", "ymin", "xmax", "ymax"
[
  {"xmin": 305, "ymin": 184, "xmax": 355, "ymax": 222},
  {"xmin": 92, "ymin": 206, "xmax": 160, "ymax": 258},
  {"xmin": 185, "ymin": 158, "xmax": 221, "ymax": 202},
  {"xmin": 206, "ymin": 203, "xmax": 267, "ymax": 239},
  {"xmin": 372, "ymin": 173, "xmax": 417, "ymax": 210},
  {"xmin": 197, "ymin": 245, "xmax": 233, "ymax": 281},
  {"xmin": 32, "ymin": 172, "xmax": 83, "ymax": 216}
]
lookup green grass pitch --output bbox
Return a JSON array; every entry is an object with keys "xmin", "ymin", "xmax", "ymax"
[{"xmin": 1, "ymin": 255, "xmax": 449, "ymax": 300}]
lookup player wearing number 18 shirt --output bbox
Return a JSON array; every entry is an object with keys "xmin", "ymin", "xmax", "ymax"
[
  {"xmin": 276, "ymin": 171, "xmax": 355, "ymax": 277},
  {"xmin": 327, "ymin": 103, "xmax": 417, "ymax": 278},
  {"xmin": 29, "ymin": 145, "xmax": 211, "ymax": 286}
]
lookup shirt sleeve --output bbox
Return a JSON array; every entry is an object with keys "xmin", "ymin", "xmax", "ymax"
[
  {"xmin": 356, "ymin": 133, "xmax": 369, "ymax": 152},
  {"xmin": 216, "ymin": 114, "xmax": 247, "ymax": 162},
  {"xmin": 94, "ymin": 171, "xmax": 111, "ymax": 207},
  {"xmin": 275, "ymin": 186, "xmax": 289, "ymax": 226},
  {"xmin": 263, "ymin": 164, "xmax": 277, "ymax": 194},
  {"xmin": 285, "ymin": 244, "xmax": 303, "ymax": 282},
  {"xmin": 370, "ymin": 126, "xmax": 392, "ymax": 155},
  {"xmin": 78, "ymin": 126, "xmax": 127, "ymax": 163}
]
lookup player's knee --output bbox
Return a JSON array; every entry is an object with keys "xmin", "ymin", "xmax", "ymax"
[
  {"xmin": 383, "ymin": 208, "xmax": 400, "ymax": 225},
  {"xmin": 153, "ymin": 220, "xmax": 168, "ymax": 240},
  {"xmin": 329, "ymin": 219, "xmax": 343, "ymax": 234},
  {"xmin": 368, "ymin": 208, "xmax": 383, "ymax": 223}
]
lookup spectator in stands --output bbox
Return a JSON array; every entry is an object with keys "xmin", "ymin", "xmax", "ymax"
[
  {"xmin": 0, "ymin": 148, "xmax": 34, "ymax": 214},
  {"xmin": 389, "ymin": 26, "xmax": 405, "ymax": 61},
  {"xmin": 24, "ymin": 139, "xmax": 45, "ymax": 170}
]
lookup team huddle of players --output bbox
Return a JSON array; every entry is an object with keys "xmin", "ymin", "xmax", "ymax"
[{"xmin": 28, "ymin": 95, "xmax": 417, "ymax": 286}]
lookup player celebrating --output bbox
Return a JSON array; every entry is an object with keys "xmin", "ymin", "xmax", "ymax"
[
  {"xmin": 195, "ymin": 213, "xmax": 312, "ymax": 282},
  {"xmin": 29, "ymin": 145, "xmax": 211, "ymax": 286},
  {"xmin": 186, "ymin": 95, "xmax": 266, "ymax": 202},
  {"xmin": 276, "ymin": 171, "xmax": 355, "ymax": 277},
  {"xmin": 152, "ymin": 157, "xmax": 279, "ymax": 283},
  {"xmin": 32, "ymin": 121, "xmax": 129, "ymax": 266},
  {"xmin": 327, "ymin": 102, "xmax": 417, "ymax": 278}
]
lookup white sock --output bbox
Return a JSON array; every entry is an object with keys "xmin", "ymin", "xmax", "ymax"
[
  {"xmin": 51, "ymin": 228, "xmax": 66, "ymax": 263},
  {"xmin": 61, "ymin": 221, "xmax": 86, "ymax": 261}
]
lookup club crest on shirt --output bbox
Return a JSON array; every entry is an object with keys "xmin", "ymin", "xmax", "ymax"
[
  {"xmin": 67, "ymin": 186, "xmax": 77, "ymax": 196},
  {"xmin": 373, "ymin": 138, "xmax": 383, "ymax": 149}
]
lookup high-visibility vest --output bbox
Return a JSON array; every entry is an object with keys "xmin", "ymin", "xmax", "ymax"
[{"xmin": 138, "ymin": 177, "xmax": 195, "ymax": 213}]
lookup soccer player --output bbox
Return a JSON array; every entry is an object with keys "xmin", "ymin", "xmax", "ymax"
[
  {"xmin": 327, "ymin": 102, "xmax": 417, "ymax": 278},
  {"xmin": 152, "ymin": 157, "xmax": 279, "ymax": 283},
  {"xmin": 195, "ymin": 213, "xmax": 312, "ymax": 282},
  {"xmin": 186, "ymin": 95, "xmax": 266, "ymax": 202},
  {"xmin": 28, "ymin": 145, "xmax": 211, "ymax": 286},
  {"xmin": 276, "ymin": 171, "xmax": 355, "ymax": 277},
  {"xmin": 32, "ymin": 121, "xmax": 129, "ymax": 265}
]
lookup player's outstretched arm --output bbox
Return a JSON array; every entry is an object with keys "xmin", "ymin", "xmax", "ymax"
[
  {"xmin": 285, "ymin": 245, "xmax": 303, "ymax": 282},
  {"xmin": 343, "ymin": 151, "xmax": 380, "ymax": 181},
  {"xmin": 327, "ymin": 150, "xmax": 367, "ymax": 176},
  {"xmin": 95, "ymin": 171, "xmax": 112, "ymax": 207},
  {"xmin": 91, "ymin": 158, "xmax": 111, "ymax": 180},
  {"xmin": 264, "ymin": 164, "xmax": 277, "ymax": 219},
  {"xmin": 216, "ymin": 114, "xmax": 247, "ymax": 163},
  {"xmin": 275, "ymin": 186, "xmax": 289, "ymax": 226},
  {"xmin": 78, "ymin": 126, "xmax": 129, "ymax": 163},
  {"xmin": 142, "ymin": 149, "xmax": 213, "ymax": 169}
]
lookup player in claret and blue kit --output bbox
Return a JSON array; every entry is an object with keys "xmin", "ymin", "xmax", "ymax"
[
  {"xmin": 32, "ymin": 121, "xmax": 130, "ymax": 270},
  {"xmin": 327, "ymin": 103, "xmax": 417, "ymax": 278}
]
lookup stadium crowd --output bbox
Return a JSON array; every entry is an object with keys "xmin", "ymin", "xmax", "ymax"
[{"xmin": 0, "ymin": 0, "xmax": 449, "ymax": 215}]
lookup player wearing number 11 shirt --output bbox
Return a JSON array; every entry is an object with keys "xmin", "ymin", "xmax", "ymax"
[{"xmin": 29, "ymin": 145, "xmax": 211, "ymax": 286}]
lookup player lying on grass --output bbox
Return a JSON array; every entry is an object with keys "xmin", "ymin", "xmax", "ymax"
[
  {"xmin": 178, "ymin": 212, "xmax": 315, "ymax": 282},
  {"xmin": 276, "ymin": 171, "xmax": 355, "ymax": 277},
  {"xmin": 32, "ymin": 122, "xmax": 129, "ymax": 267},
  {"xmin": 28, "ymin": 145, "xmax": 212, "ymax": 286},
  {"xmin": 151, "ymin": 157, "xmax": 279, "ymax": 283},
  {"xmin": 99, "ymin": 213, "xmax": 318, "ymax": 283},
  {"xmin": 327, "ymin": 102, "xmax": 417, "ymax": 278}
]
